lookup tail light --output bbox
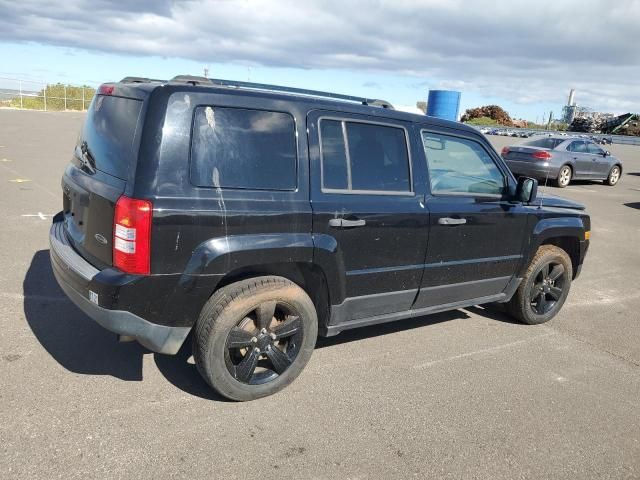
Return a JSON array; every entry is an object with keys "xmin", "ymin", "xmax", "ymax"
[
  {"xmin": 501, "ymin": 147, "xmax": 510, "ymax": 156},
  {"xmin": 98, "ymin": 84, "xmax": 115, "ymax": 95},
  {"xmin": 113, "ymin": 196, "xmax": 152, "ymax": 275},
  {"xmin": 532, "ymin": 151, "xmax": 552, "ymax": 160}
]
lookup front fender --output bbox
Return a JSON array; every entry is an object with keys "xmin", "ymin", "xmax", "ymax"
[
  {"xmin": 520, "ymin": 215, "xmax": 589, "ymax": 277},
  {"xmin": 532, "ymin": 216, "xmax": 587, "ymax": 244}
]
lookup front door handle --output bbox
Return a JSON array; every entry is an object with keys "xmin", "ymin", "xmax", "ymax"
[
  {"xmin": 328, "ymin": 218, "xmax": 366, "ymax": 228},
  {"xmin": 438, "ymin": 217, "xmax": 467, "ymax": 226}
]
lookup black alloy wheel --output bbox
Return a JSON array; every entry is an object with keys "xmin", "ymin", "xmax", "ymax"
[
  {"xmin": 507, "ymin": 245, "xmax": 573, "ymax": 325},
  {"xmin": 529, "ymin": 261, "xmax": 566, "ymax": 315},
  {"xmin": 225, "ymin": 301, "xmax": 303, "ymax": 385},
  {"xmin": 193, "ymin": 276, "xmax": 318, "ymax": 401}
]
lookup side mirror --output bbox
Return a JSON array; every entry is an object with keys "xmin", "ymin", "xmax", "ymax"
[
  {"xmin": 603, "ymin": 150, "xmax": 611, "ymax": 157},
  {"xmin": 515, "ymin": 177, "xmax": 538, "ymax": 203}
]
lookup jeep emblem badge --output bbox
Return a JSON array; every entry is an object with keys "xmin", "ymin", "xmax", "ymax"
[{"xmin": 94, "ymin": 233, "xmax": 108, "ymax": 245}]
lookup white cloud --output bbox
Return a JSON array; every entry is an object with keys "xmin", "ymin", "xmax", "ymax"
[{"xmin": 0, "ymin": 0, "xmax": 638, "ymax": 113}]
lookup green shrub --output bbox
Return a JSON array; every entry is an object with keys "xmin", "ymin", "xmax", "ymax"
[
  {"xmin": 463, "ymin": 116, "xmax": 501, "ymax": 126},
  {"xmin": 9, "ymin": 83, "xmax": 96, "ymax": 111}
]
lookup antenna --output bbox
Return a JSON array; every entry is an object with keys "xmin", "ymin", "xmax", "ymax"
[{"xmin": 538, "ymin": 153, "xmax": 552, "ymax": 208}]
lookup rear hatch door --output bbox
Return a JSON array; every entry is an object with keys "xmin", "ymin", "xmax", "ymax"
[{"xmin": 62, "ymin": 93, "xmax": 143, "ymax": 269}]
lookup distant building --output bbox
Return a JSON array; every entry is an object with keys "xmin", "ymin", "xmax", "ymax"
[{"xmin": 562, "ymin": 105, "xmax": 577, "ymax": 124}]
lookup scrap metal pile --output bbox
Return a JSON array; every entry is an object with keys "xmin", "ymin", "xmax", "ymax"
[{"xmin": 570, "ymin": 116, "xmax": 602, "ymax": 133}]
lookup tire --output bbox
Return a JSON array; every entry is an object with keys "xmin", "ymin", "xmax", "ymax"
[
  {"xmin": 556, "ymin": 165, "xmax": 572, "ymax": 188},
  {"xmin": 193, "ymin": 276, "xmax": 318, "ymax": 401},
  {"xmin": 605, "ymin": 165, "xmax": 621, "ymax": 186},
  {"xmin": 507, "ymin": 245, "xmax": 573, "ymax": 325}
]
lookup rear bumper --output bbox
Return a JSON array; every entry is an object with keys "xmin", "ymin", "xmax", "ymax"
[
  {"xmin": 49, "ymin": 218, "xmax": 190, "ymax": 354},
  {"xmin": 505, "ymin": 160, "xmax": 560, "ymax": 180}
]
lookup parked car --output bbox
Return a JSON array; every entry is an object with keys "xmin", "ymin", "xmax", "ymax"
[
  {"xmin": 501, "ymin": 136, "xmax": 622, "ymax": 187},
  {"xmin": 50, "ymin": 76, "xmax": 591, "ymax": 401}
]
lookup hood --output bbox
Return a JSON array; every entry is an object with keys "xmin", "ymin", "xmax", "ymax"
[{"xmin": 536, "ymin": 193, "xmax": 585, "ymax": 210}]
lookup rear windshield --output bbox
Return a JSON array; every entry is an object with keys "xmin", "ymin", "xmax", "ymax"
[
  {"xmin": 79, "ymin": 95, "xmax": 142, "ymax": 179},
  {"xmin": 523, "ymin": 138, "xmax": 565, "ymax": 149}
]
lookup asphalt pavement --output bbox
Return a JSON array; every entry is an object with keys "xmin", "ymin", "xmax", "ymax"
[{"xmin": 1, "ymin": 109, "xmax": 639, "ymax": 479}]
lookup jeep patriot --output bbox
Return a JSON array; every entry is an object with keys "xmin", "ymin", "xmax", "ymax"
[{"xmin": 50, "ymin": 76, "xmax": 590, "ymax": 400}]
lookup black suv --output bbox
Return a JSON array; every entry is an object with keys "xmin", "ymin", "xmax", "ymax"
[{"xmin": 50, "ymin": 76, "xmax": 590, "ymax": 401}]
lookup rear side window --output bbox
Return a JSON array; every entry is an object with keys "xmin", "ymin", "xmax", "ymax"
[
  {"xmin": 524, "ymin": 138, "xmax": 564, "ymax": 149},
  {"xmin": 319, "ymin": 119, "xmax": 411, "ymax": 193},
  {"xmin": 190, "ymin": 107, "xmax": 297, "ymax": 190},
  {"xmin": 80, "ymin": 95, "xmax": 142, "ymax": 180},
  {"xmin": 567, "ymin": 141, "xmax": 587, "ymax": 153}
]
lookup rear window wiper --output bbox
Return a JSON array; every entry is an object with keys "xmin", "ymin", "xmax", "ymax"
[{"xmin": 79, "ymin": 141, "xmax": 97, "ymax": 173}]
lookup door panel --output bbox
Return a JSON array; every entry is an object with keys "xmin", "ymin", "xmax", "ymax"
[
  {"xmin": 308, "ymin": 111, "xmax": 430, "ymax": 321},
  {"xmin": 567, "ymin": 140, "xmax": 593, "ymax": 177},
  {"xmin": 414, "ymin": 129, "xmax": 528, "ymax": 309},
  {"xmin": 586, "ymin": 142, "xmax": 611, "ymax": 177},
  {"xmin": 414, "ymin": 196, "xmax": 526, "ymax": 308}
]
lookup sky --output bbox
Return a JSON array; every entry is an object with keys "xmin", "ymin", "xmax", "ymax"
[{"xmin": 0, "ymin": 0, "xmax": 639, "ymax": 122}]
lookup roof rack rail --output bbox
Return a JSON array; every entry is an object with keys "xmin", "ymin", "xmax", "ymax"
[
  {"xmin": 208, "ymin": 78, "xmax": 394, "ymax": 109},
  {"xmin": 170, "ymin": 75, "xmax": 211, "ymax": 86},
  {"xmin": 120, "ymin": 76, "xmax": 166, "ymax": 83}
]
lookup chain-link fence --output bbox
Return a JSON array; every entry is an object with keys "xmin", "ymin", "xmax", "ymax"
[{"xmin": 0, "ymin": 77, "xmax": 96, "ymax": 111}]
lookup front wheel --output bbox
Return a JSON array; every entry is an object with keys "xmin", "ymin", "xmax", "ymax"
[
  {"xmin": 193, "ymin": 276, "xmax": 318, "ymax": 401},
  {"xmin": 508, "ymin": 245, "xmax": 573, "ymax": 325},
  {"xmin": 556, "ymin": 165, "xmax": 572, "ymax": 188},
  {"xmin": 605, "ymin": 165, "xmax": 621, "ymax": 186}
]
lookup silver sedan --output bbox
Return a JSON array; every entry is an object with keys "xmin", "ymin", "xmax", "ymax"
[{"xmin": 501, "ymin": 136, "xmax": 623, "ymax": 188}]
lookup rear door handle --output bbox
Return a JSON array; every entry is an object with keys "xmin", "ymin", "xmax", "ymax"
[
  {"xmin": 328, "ymin": 218, "xmax": 366, "ymax": 228},
  {"xmin": 438, "ymin": 217, "xmax": 467, "ymax": 226}
]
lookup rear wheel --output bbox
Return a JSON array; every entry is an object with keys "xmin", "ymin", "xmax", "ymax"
[
  {"xmin": 606, "ymin": 165, "xmax": 621, "ymax": 186},
  {"xmin": 508, "ymin": 245, "xmax": 572, "ymax": 325},
  {"xmin": 193, "ymin": 276, "xmax": 318, "ymax": 401},
  {"xmin": 556, "ymin": 165, "xmax": 572, "ymax": 188}
]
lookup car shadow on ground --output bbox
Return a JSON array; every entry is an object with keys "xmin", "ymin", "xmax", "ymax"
[
  {"xmin": 624, "ymin": 202, "xmax": 640, "ymax": 210},
  {"xmin": 24, "ymin": 249, "xmax": 520, "ymax": 401},
  {"xmin": 625, "ymin": 172, "xmax": 640, "ymax": 176},
  {"xmin": 24, "ymin": 250, "xmax": 147, "ymax": 381}
]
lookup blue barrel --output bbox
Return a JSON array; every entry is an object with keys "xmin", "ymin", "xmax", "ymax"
[{"xmin": 426, "ymin": 90, "xmax": 461, "ymax": 121}]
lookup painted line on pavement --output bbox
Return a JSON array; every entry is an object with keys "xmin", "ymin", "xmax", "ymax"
[
  {"xmin": 413, "ymin": 332, "xmax": 556, "ymax": 369},
  {"xmin": 21, "ymin": 212, "xmax": 55, "ymax": 220}
]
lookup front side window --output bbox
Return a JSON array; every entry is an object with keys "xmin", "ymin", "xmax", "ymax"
[
  {"xmin": 190, "ymin": 107, "xmax": 296, "ymax": 190},
  {"xmin": 422, "ymin": 132, "xmax": 506, "ymax": 196},
  {"xmin": 320, "ymin": 119, "xmax": 411, "ymax": 193},
  {"xmin": 586, "ymin": 142, "xmax": 604, "ymax": 155}
]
